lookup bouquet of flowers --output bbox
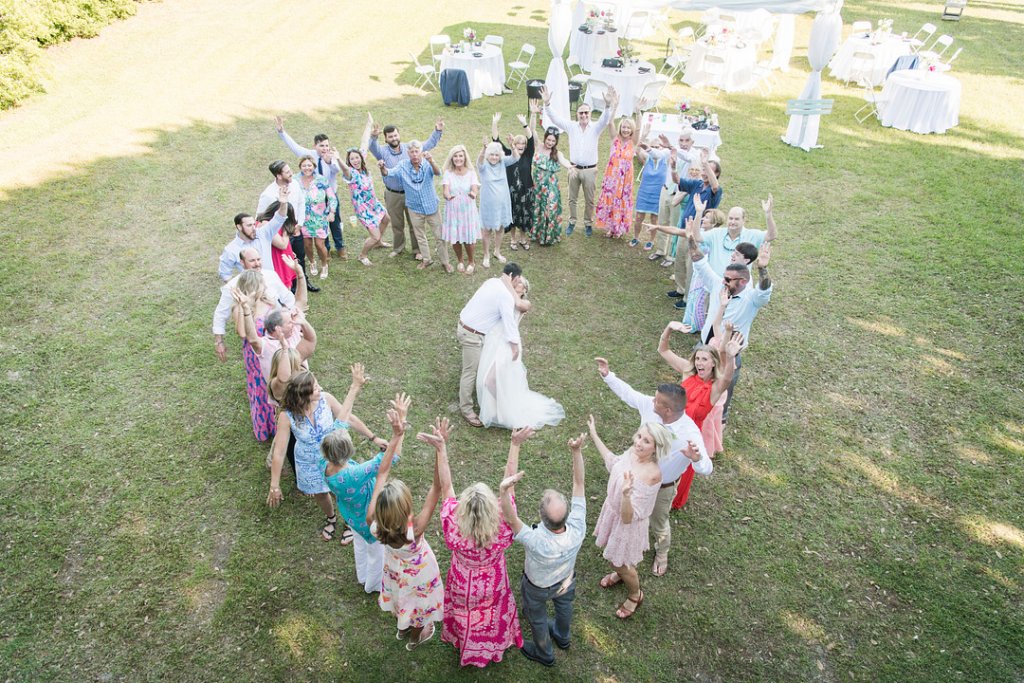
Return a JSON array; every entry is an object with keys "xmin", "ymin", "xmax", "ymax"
[
  {"xmin": 463, "ymin": 27, "xmax": 477, "ymax": 41},
  {"xmin": 678, "ymin": 100, "xmax": 690, "ymax": 114},
  {"xmin": 617, "ymin": 40, "xmax": 636, "ymax": 62},
  {"xmin": 877, "ymin": 18, "xmax": 893, "ymax": 32}
]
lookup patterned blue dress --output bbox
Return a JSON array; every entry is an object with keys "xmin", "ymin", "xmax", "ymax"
[{"xmin": 287, "ymin": 396, "xmax": 348, "ymax": 494}]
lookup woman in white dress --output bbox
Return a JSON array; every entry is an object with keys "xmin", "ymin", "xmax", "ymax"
[{"xmin": 476, "ymin": 278, "xmax": 565, "ymax": 430}]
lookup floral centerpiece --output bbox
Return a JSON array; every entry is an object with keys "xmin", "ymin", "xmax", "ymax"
[
  {"xmin": 678, "ymin": 100, "xmax": 690, "ymax": 114},
  {"xmin": 463, "ymin": 27, "xmax": 477, "ymax": 42},
  {"xmin": 617, "ymin": 40, "xmax": 637, "ymax": 63},
  {"xmin": 684, "ymin": 106, "xmax": 717, "ymax": 130}
]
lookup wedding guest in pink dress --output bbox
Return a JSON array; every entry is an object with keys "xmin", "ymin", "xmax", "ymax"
[
  {"xmin": 424, "ymin": 419, "xmax": 525, "ymax": 667},
  {"xmin": 594, "ymin": 115, "xmax": 642, "ymax": 239},
  {"xmin": 588, "ymin": 414, "xmax": 672, "ymax": 619}
]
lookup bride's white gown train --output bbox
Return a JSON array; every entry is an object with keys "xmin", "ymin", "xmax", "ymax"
[{"xmin": 476, "ymin": 324, "xmax": 564, "ymax": 430}]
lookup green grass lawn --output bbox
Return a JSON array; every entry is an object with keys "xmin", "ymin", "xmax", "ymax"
[{"xmin": 1, "ymin": 1, "xmax": 1022, "ymax": 681}]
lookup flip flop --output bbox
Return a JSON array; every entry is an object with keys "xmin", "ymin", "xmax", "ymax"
[
  {"xmin": 406, "ymin": 623, "xmax": 435, "ymax": 651},
  {"xmin": 652, "ymin": 555, "xmax": 668, "ymax": 577},
  {"xmin": 339, "ymin": 528, "xmax": 354, "ymax": 546},
  {"xmin": 465, "ymin": 414, "xmax": 483, "ymax": 428}
]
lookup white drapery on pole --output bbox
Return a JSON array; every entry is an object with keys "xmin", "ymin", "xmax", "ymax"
[
  {"xmin": 772, "ymin": 14, "xmax": 795, "ymax": 71},
  {"xmin": 545, "ymin": 0, "xmax": 574, "ymax": 128},
  {"xmin": 782, "ymin": 3, "xmax": 842, "ymax": 150}
]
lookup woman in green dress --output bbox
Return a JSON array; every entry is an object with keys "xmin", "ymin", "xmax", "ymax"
[{"xmin": 530, "ymin": 126, "xmax": 575, "ymax": 246}]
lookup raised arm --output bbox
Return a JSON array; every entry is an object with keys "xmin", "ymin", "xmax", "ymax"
[
  {"xmin": 587, "ymin": 414, "xmax": 617, "ymax": 473},
  {"xmin": 366, "ymin": 116, "xmax": 385, "ymax": 160},
  {"xmin": 757, "ymin": 243, "xmax": 772, "ymax": 290},
  {"xmin": 710, "ymin": 330, "xmax": 742, "ymax": 405},
  {"xmin": 700, "ymin": 148, "xmax": 719, "ymax": 193},
  {"xmin": 595, "ymin": 356, "xmax": 649, "ymax": 410},
  {"xmin": 540, "ymin": 86, "xmax": 572, "ymax": 131},
  {"xmin": 275, "ymin": 116, "xmax": 315, "ymax": 157},
  {"xmin": 413, "ymin": 428, "xmax": 444, "ymax": 539},
  {"xmin": 506, "ymin": 427, "xmax": 535, "ymax": 479},
  {"xmin": 366, "ymin": 393, "xmax": 411, "ymax": 526},
  {"xmin": 570, "ymin": 431, "xmax": 586, "ymax": 498},
  {"xmin": 291, "ymin": 308, "xmax": 317, "ymax": 361},
  {"xmin": 658, "ymin": 322, "xmax": 694, "ymax": 375},
  {"xmin": 423, "ymin": 117, "xmax": 444, "ymax": 152},
  {"xmin": 477, "ymin": 138, "xmax": 487, "ymax": 167},
  {"xmin": 762, "ymin": 193, "xmax": 777, "ymax": 243},
  {"xmin": 424, "ymin": 150, "xmax": 441, "ymax": 176},
  {"xmin": 417, "ymin": 417, "xmax": 454, "ymax": 499},
  {"xmin": 593, "ymin": 86, "xmax": 620, "ymax": 136},
  {"xmin": 332, "ymin": 362, "xmax": 368, "ymax": 421},
  {"xmin": 499, "ymin": 471, "xmax": 526, "ymax": 534},
  {"xmin": 279, "ymin": 254, "xmax": 308, "ymax": 312},
  {"xmin": 491, "ymin": 111, "xmax": 502, "ymax": 144}
]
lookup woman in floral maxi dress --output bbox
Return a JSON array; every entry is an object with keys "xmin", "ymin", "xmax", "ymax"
[
  {"xmin": 594, "ymin": 115, "xmax": 642, "ymax": 238},
  {"xmin": 432, "ymin": 421, "xmax": 526, "ymax": 667},
  {"xmin": 530, "ymin": 127, "xmax": 574, "ymax": 246}
]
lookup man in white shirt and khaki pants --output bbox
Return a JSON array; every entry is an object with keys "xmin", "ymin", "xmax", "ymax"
[
  {"xmin": 456, "ymin": 263, "xmax": 523, "ymax": 427},
  {"xmin": 541, "ymin": 85, "xmax": 619, "ymax": 236}
]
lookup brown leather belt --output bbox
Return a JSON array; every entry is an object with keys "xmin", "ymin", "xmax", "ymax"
[
  {"xmin": 460, "ymin": 321, "xmax": 485, "ymax": 336},
  {"xmin": 660, "ymin": 478, "xmax": 680, "ymax": 489}
]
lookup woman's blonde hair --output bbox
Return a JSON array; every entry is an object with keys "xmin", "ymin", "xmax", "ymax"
[
  {"xmin": 511, "ymin": 134, "xmax": 527, "ymax": 146},
  {"xmin": 639, "ymin": 422, "xmax": 674, "ymax": 462},
  {"xmin": 321, "ymin": 429, "xmax": 355, "ymax": 465},
  {"xmin": 236, "ymin": 270, "xmax": 265, "ymax": 298},
  {"xmin": 444, "ymin": 144, "xmax": 470, "ymax": 172},
  {"xmin": 456, "ymin": 483, "xmax": 500, "ymax": 547},
  {"xmin": 688, "ymin": 345, "xmax": 722, "ymax": 380},
  {"xmin": 373, "ymin": 479, "xmax": 413, "ymax": 547},
  {"xmin": 268, "ymin": 347, "xmax": 303, "ymax": 403}
]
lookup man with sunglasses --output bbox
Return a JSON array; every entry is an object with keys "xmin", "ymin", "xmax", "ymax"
[
  {"xmin": 686, "ymin": 218, "xmax": 774, "ymax": 423},
  {"xmin": 540, "ymin": 85, "xmax": 619, "ymax": 237}
]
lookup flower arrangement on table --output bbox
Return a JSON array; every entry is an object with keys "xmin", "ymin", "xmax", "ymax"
[
  {"xmin": 463, "ymin": 27, "xmax": 477, "ymax": 42},
  {"xmin": 617, "ymin": 40, "xmax": 637, "ymax": 63},
  {"xmin": 678, "ymin": 100, "xmax": 690, "ymax": 115},
  {"xmin": 684, "ymin": 106, "xmax": 718, "ymax": 130},
  {"xmin": 877, "ymin": 18, "xmax": 893, "ymax": 32}
]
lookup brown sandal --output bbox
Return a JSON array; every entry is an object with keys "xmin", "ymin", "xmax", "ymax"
[
  {"xmin": 599, "ymin": 572, "xmax": 622, "ymax": 588},
  {"xmin": 616, "ymin": 591, "xmax": 643, "ymax": 619}
]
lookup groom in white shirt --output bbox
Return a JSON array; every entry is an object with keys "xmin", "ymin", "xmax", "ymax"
[{"xmin": 457, "ymin": 262, "xmax": 523, "ymax": 427}]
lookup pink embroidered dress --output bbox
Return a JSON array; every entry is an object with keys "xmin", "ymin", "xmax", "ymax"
[
  {"xmin": 593, "ymin": 450, "xmax": 660, "ymax": 567},
  {"xmin": 440, "ymin": 496, "xmax": 522, "ymax": 667},
  {"xmin": 594, "ymin": 135, "xmax": 635, "ymax": 238}
]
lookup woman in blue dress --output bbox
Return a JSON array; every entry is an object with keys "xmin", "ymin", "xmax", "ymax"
[
  {"xmin": 477, "ymin": 139, "xmax": 519, "ymax": 269},
  {"xmin": 265, "ymin": 364, "xmax": 389, "ymax": 541},
  {"xmin": 632, "ymin": 126, "xmax": 668, "ymax": 250}
]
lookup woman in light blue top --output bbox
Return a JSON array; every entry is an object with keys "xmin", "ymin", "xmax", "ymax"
[{"xmin": 477, "ymin": 140, "xmax": 518, "ymax": 269}]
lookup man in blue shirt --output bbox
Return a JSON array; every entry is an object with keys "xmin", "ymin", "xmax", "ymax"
[
  {"xmin": 369, "ymin": 116, "xmax": 444, "ymax": 260},
  {"xmin": 379, "ymin": 141, "xmax": 450, "ymax": 271},
  {"xmin": 218, "ymin": 193, "xmax": 288, "ymax": 281}
]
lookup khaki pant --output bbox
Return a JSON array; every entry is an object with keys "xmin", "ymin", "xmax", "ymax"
[
  {"xmin": 655, "ymin": 185, "xmax": 681, "ymax": 257},
  {"xmin": 408, "ymin": 210, "xmax": 449, "ymax": 266},
  {"xmin": 674, "ymin": 242, "xmax": 693, "ymax": 295},
  {"xmin": 650, "ymin": 482, "xmax": 676, "ymax": 559},
  {"xmin": 567, "ymin": 166, "xmax": 597, "ymax": 227},
  {"xmin": 456, "ymin": 325, "xmax": 484, "ymax": 417},
  {"xmin": 384, "ymin": 188, "xmax": 419, "ymax": 255}
]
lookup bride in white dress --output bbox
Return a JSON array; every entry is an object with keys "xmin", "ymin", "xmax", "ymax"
[{"xmin": 476, "ymin": 277, "xmax": 565, "ymax": 429}]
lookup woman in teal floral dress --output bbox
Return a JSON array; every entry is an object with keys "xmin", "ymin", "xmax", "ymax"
[{"xmin": 530, "ymin": 127, "xmax": 575, "ymax": 246}]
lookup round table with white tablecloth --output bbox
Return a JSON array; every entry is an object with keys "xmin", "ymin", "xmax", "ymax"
[
  {"xmin": 640, "ymin": 113, "xmax": 723, "ymax": 157},
  {"xmin": 585, "ymin": 60, "xmax": 657, "ymax": 117},
  {"xmin": 439, "ymin": 43, "xmax": 505, "ymax": 99},
  {"xmin": 682, "ymin": 39, "xmax": 757, "ymax": 92},
  {"xmin": 828, "ymin": 33, "xmax": 913, "ymax": 86},
  {"xmin": 879, "ymin": 69, "xmax": 960, "ymax": 134},
  {"xmin": 568, "ymin": 27, "xmax": 619, "ymax": 72}
]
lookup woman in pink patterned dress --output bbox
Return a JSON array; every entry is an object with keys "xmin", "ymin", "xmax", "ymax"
[
  {"xmin": 428, "ymin": 419, "xmax": 525, "ymax": 667},
  {"xmin": 588, "ymin": 414, "xmax": 672, "ymax": 619},
  {"xmin": 594, "ymin": 115, "xmax": 642, "ymax": 238},
  {"xmin": 369, "ymin": 395, "xmax": 445, "ymax": 651}
]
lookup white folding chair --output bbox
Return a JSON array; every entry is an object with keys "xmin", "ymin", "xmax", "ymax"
[
  {"xmin": 846, "ymin": 50, "xmax": 876, "ymax": 86},
  {"xmin": 659, "ymin": 52, "xmax": 686, "ymax": 81},
  {"xmin": 854, "ymin": 81, "xmax": 889, "ymax": 123},
  {"xmin": 409, "ymin": 52, "xmax": 437, "ymax": 91},
  {"xmin": 919, "ymin": 34, "xmax": 954, "ymax": 61},
  {"xmin": 677, "ymin": 26, "xmax": 696, "ymax": 59},
  {"xmin": 635, "ymin": 75, "xmax": 669, "ymax": 113},
  {"xmin": 850, "ymin": 20, "xmax": 872, "ymax": 35},
  {"xmin": 697, "ymin": 53, "xmax": 726, "ymax": 91},
  {"xmin": 753, "ymin": 60, "xmax": 776, "ymax": 95},
  {"xmin": 718, "ymin": 13, "xmax": 739, "ymax": 31},
  {"xmin": 938, "ymin": 47, "xmax": 962, "ymax": 71},
  {"xmin": 909, "ymin": 23, "xmax": 936, "ymax": 51},
  {"xmin": 506, "ymin": 43, "xmax": 535, "ymax": 89},
  {"xmin": 625, "ymin": 10, "xmax": 653, "ymax": 39},
  {"xmin": 484, "ymin": 35, "xmax": 504, "ymax": 51},
  {"xmin": 429, "ymin": 35, "xmax": 450, "ymax": 65},
  {"xmin": 584, "ymin": 78, "xmax": 611, "ymax": 113}
]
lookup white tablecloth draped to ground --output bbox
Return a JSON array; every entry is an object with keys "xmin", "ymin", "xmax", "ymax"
[
  {"xmin": 586, "ymin": 60, "xmax": 657, "ymax": 116},
  {"xmin": 828, "ymin": 33, "xmax": 913, "ymax": 86},
  {"xmin": 641, "ymin": 112, "xmax": 723, "ymax": 155},
  {"xmin": 879, "ymin": 69, "xmax": 961, "ymax": 134},
  {"xmin": 439, "ymin": 44, "xmax": 506, "ymax": 99},
  {"xmin": 683, "ymin": 39, "xmax": 758, "ymax": 92},
  {"xmin": 568, "ymin": 27, "xmax": 620, "ymax": 71}
]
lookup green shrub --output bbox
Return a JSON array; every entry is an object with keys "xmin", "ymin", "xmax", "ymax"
[{"xmin": 0, "ymin": 0, "xmax": 143, "ymax": 110}]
